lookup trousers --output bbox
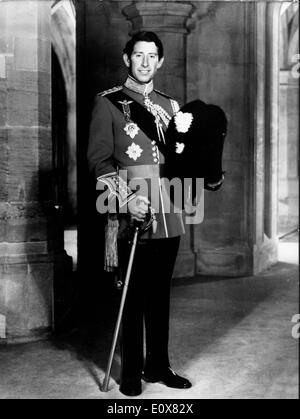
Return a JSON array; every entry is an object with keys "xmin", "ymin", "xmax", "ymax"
[{"xmin": 118, "ymin": 236, "xmax": 181, "ymax": 381}]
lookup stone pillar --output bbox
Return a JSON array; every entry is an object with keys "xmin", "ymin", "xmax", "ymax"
[
  {"xmin": 278, "ymin": 71, "xmax": 299, "ymax": 233},
  {"xmin": 0, "ymin": 0, "xmax": 64, "ymax": 342},
  {"xmin": 186, "ymin": 1, "xmax": 281, "ymax": 276},
  {"xmin": 123, "ymin": 1, "xmax": 195, "ymax": 277}
]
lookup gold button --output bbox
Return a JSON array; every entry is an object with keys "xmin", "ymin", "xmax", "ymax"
[{"xmin": 154, "ymin": 158, "xmax": 158, "ymax": 163}]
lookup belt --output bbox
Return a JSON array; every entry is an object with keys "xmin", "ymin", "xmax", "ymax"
[{"xmin": 120, "ymin": 164, "xmax": 165, "ymax": 179}]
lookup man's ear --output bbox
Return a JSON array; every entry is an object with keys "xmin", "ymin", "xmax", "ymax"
[
  {"xmin": 123, "ymin": 53, "xmax": 130, "ymax": 68},
  {"xmin": 157, "ymin": 57, "xmax": 164, "ymax": 69}
]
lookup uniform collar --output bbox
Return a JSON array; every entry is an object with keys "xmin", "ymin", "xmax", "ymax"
[{"xmin": 124, "ymin": 75, "xmax": 154, "ymax": 97}]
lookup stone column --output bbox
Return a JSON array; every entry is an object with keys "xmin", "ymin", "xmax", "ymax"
[
  {"xmin": 123, "ymin": 1, "xmax": 196, "ymax": 277},
  {"xmin": 0, "ymin": 0, "xmax": 65, "ymax": 342},
  {"xmin": 278, "ymin": 71, "xmax": 299, "ymax": 233},
  {"xmin": 186, "ymin": 1, "xmax": 281, "ymax": 276}
]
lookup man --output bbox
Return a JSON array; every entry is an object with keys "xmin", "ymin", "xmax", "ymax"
[{"xmin": 87, "ymin": 31, "xmax": 191, "ymax": 397}]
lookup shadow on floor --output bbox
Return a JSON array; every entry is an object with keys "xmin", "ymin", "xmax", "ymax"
[
  {"xmin": 48, "ymin": 260, "xmax": 298, "ymax": 391},
  {"xmin": 51, "ymin": 272, "xmax": 123, "ymax": 391}
]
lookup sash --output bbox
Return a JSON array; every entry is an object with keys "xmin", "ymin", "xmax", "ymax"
[{"xmin": 105, "ymin": 90, "xmax": 166, "ymax": 147}]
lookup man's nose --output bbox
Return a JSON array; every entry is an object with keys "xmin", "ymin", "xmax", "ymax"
[{"xmin": 142, "ymin": 55, "xmax": 149, "ymax": 67}]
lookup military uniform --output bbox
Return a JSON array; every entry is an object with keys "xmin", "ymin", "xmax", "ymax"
[
  {"xmin": 87, "ymin": 76, "xmax": 185, "ymax": 388},
  {"xmin": 87, "ymin": 76, "xmax": 185, "ymax": 239}
]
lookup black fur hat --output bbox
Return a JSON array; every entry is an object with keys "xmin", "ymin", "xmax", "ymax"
[{"xmin": 164, "ymin": 99, "xmax": 228, "ymax": 191}]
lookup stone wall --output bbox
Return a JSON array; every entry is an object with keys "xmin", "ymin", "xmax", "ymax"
[
  {"xmin": 186, "ymin": 1, "xmax": 268, "ymax": 275},
  {"xmin": 0, "ymin": 0, "xmax": 55, "ymax": 342}
]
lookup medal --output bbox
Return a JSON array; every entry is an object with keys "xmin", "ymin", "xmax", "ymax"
[
  {"xmin": 118, "ymin": 99, "xmax": 140, "ymax": 139},
  {"xmin": 126, "ymin": 142, "xmax": 143, "ymax": 161},
  {"xmin": 124, "ymin": 122, "xmax": 140, "ymax": 139}
]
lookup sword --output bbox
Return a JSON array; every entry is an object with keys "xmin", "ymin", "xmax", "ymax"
[
  {"xmin": 101, "ymin": 208, "xmax": 156, "ymax": 392},
  {"xmin": 101, "ymin": 225, "xmax": 139, "ymax": 392}
]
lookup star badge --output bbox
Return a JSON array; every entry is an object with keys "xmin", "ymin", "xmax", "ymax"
[
  {"xmin": 126, "ymin": 142, "xmax": 143, "ymax": 161},
  {"xmin": 124, "ymin": 122, "xmax": 140, "ymax": 139}
]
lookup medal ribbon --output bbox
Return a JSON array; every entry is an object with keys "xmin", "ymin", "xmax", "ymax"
[{"xmin": 118, "ymin": 100, "xmax": 133, "ymax": 122}]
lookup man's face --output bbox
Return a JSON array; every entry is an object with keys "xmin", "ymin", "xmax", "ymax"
[{"xmin": 123, "ymin": 41, "xmax": 164, "ymax": 84}]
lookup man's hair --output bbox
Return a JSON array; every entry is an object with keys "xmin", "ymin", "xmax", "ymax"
[{"xmin": 123, "ymin": 31, "xmax": 164, "ymax": 59}]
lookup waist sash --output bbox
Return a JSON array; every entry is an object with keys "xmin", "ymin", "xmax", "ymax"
[{"xmin": 121, "ymin": 164, "xmax": 165, "ymax": 179}]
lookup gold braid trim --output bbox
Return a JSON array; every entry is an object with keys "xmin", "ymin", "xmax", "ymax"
[{"xmin": 97, "ymin": 86, "xmax": 123, "ymax": 96}]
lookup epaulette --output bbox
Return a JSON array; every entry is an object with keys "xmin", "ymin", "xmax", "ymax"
[{"xmin": 97, "ymin": 86, "xmax": 123, "ymax": 96}]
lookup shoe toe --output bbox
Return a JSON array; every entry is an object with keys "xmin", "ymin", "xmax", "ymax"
[
  {"xmin": 181, "ymin": 378, "xmax": 192, "ymax": 389},
  {"xmin": 165, "ymin": 374, "xmax": 192, "ymax": 389},
  {"xmin": 143, "ymin": 367, "xmax": 192, "ymax": 389}
]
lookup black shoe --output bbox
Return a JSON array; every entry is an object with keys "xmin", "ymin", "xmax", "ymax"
[
  {"xmin": 119, "ymin": 379, "xmax": 142, "ymax": 397},
  {"xmin": 143, "ymin": 367, "xmax": 192, "ymax": 389}
]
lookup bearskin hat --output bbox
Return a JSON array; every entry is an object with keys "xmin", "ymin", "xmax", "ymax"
[{"xmin": 164, "ymin": 99, "xmax": 228, "ymax": 192}]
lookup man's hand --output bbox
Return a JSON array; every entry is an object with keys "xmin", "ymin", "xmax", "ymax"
[{"xmin": 128, "ymin": 195, "xmax": 150, "ymax": 222}]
